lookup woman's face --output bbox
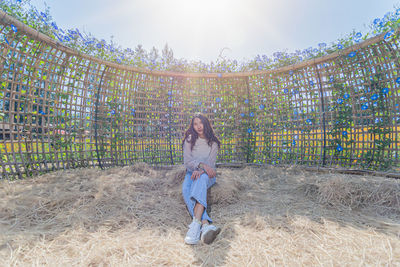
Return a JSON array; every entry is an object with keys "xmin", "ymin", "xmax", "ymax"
[{"xmin": 193, "ymin": 117, "xmax": 205, "ymax": 137}]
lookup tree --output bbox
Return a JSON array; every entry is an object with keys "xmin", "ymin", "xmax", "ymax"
[{"xmin": 162, "ymin": 43, "xmax": 174, "ymax": 67}]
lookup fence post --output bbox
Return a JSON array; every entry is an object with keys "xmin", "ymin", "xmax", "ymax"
[
  {"xmin": 245, "ymin": 76, "xmax": 251, "ymax": 163},
  {"xmin": 315, "ymin": 64, "xmax": 327, "ymax": 166},
  {"xmin": 168, "ymin": 77, "xmax": 175, "ymax": 165},
  {"xmin": 94, "ymin": 66, "xmax": 108, "ymax": 170}
]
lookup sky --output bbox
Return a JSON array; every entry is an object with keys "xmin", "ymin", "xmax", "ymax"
[{"xmin": 29, "ymin": 0, "xmax": 400, "ymax": 63}]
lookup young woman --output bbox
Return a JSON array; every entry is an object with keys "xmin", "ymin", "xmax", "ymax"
[{"xmin": 181, "ymin": 113, "xmax": 221, "ymax": 245}]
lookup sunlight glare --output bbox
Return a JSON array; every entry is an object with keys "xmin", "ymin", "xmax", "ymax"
[{"xmin": 150, "ymin": 0, "xmax": 280, "ymax": 60}]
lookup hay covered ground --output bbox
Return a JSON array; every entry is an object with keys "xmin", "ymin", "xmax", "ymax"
[{"xmin": 0, "ymin": 164, "xmax": 399, "ymax": 266}]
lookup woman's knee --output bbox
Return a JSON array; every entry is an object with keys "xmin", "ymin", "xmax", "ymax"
[
  {"xmin": 198, "ymin": 173, "xmax": 210, "ymax": 182},
  {"xmin": 182, "ymin": 172, "xmax": 192, "ymax": 190}
]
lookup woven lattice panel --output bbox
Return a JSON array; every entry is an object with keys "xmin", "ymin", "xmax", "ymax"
[{"xmin": 1, "ymin": 11, "xmax": 400, "ymax": 179}]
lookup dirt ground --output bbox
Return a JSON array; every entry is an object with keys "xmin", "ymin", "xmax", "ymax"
[{"xmin": 0, "ymin": 163, "xmax": 399, "ymax": 266}]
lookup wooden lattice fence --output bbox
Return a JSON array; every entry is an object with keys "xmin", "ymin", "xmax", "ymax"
[{"xmin": 1, "ymin": 10, "xmax": 400, "ymax": 179}]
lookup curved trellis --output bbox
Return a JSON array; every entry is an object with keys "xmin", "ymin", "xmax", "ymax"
[{"xmin": 1, "ymin": 10, "xmax": 400, "ymax": 179}]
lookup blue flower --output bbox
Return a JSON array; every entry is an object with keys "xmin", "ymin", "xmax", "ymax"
[
  {"xmin": 371, "ymin": 94, "xmax": 379, "ymax": 100},
  {"xmin": 54, "ymin": 33, "xmax": 63, "ymax": 42},
  {"xmin": 309, "ymin": 80, "xmax": 314, "ymax": 86},
  {"xmin": 96, "ymin": 43, "xmax": 102, "ymax": 49},
  {"xmin": 258, "ymin": 66, "xmax": 263, "ymax": 70},
  {"xmin": 249, "ymin": 112, "xmax": 254, "ymax": 117},
  {"xmin": 318, "ymin": 43, "xmax": 327, "ymax": 48},
  {"xmin": 39, "ymin": 111, "xmax": 46, "ymax": 115},
  {"xmin": 240, "ymin": 113, "xmax": 245, "ymax": 117},
  {"xmin": 355, "ymin": 32, "xmax": 362, "ymax": 38},
  {"xmin": 10, "ymin": 24, "xmax": 17, "ymax": 33},
  {"xmin": 289, "ymin": 70, "xmax": 294, "ymax": 76},
  {"xmin": 337, "ymin": 98, "xmax": 343, "ymax": 105},
  {"xmin": 375, "ymin": 118, "xmax": 382, "ymax": 124},
  {"xmin": 342, "ymin": 131, "xmax": 348, "ymax": 137},
  {"xmin": 247, "ymin": 128, "xmax": 252, "ymax": 134},
  {"xmin": 216, "ymin": 97, "xmax": 222, "ymax": 103},
  {"xmin": 160, "ymin": 78, "xmax": 164, "ymax": 83},
  {"xmin": 198, "ymin": 101, "xmax": 202, "ymax": 106},
  {"xmin": 51, "ymin": 22, "xmax": 58, "ymax": 30},
  {"xmin": 64, "ymin": 36, "xmax": 70, "ymax": 42},
  {"xmin": 348, "ymin": 51, "xmax": 356, "ymax": 57},
  {"xmin": 329, "ymin": 76, "xmax": 334, "ymax": 83},
  {"xmin": 382, "ymin": 88, "xmax": 389, "ymax": 94},
  {"xmin": 4, "ymin": 37, "xmax": 9, "ymax": 45},
  {"xmin": 306, "ymin": 119, "xmax": 312, "ymax": 125},
  {"xmin": 343, "ymin": 93, "xmax": 350, "ymax": 99},
  {"xmin": 396, "ymin": 77, "xmax": 400, "ymax": 84},
  {"xmin": 131, "ymin": 108, "xmax": 135, "ymax": 115},
  {"xmin": 116, "ymin": 58, "xmax": 121, "ymax": 63},
  {"xmin": 259, "ymin": 104, "xmax": 265, "ymax": 110},
  {"xmin": 273, "ymin": 52, "xmax": 282, "ymax": 59},
  {"xmin": 292, "ymin": 140, "xmax": 296, "ymax": 146},
  {"xmin": 373, "ymin": 18, "xmax": 381, "ymax": 25},
  {"xmin": 40, "ymin": 12, "xmax": 47, "ymax": 18},
  {"xmin": 168, "ymin": 91, "xmax": 172, "ymax": 96},
  {"xmin": 337, "ymin": 44, "xmax": 343, "ymax": 49},
  {"xmin": 244, "ymin": 99, "xmax": 249, "ymax": 104},
  {"xmin": 384, "ymin": 29, "xmax": 394, "ymax": 41},
  {"xmin": 283, "ymin": 89, "xmax": 289, "ymax": 94},
  {"xmin": 361, "ymin": 103, "xmax": 369, "ymax": 110},
  {"xmin": 336, "ymin": 144, "xmax": 343, "ymax": 152},
  {"xmin": 110, "ymin": 110, "xmax": 115, "ymax": 115}
]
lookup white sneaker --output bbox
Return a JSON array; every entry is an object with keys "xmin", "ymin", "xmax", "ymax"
[
  {"xmin": 201, "ymin": 224, "xmax": 221, "ymax": 244},
  {"xmin": 184, "ymin": 219, "xmax": 201, "ymax": 245}
]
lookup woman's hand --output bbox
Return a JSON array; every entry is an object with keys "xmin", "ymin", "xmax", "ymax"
[
  {"xmin": 191, "ymin": 170, "xmax": 204, "ymax": 180},
  {"xmin": 202, "ymin": 164, "xmax": 216, "ymax": 178}
]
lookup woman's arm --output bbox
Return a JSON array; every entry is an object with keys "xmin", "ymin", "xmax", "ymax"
[
  {"xmin": 204, "ymin": 142, "xmax": 218, "ymax": 170},
  {"xmin": 183, "ymin": 139, "xmax": 200, "ymax": 172},
  {"xmin": 200, "ymin": 142, "xmax": 218, "ymax": 178}
]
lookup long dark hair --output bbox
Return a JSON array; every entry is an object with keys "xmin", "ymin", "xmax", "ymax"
[{"xmin": 182, "ymin": 113, "xmax": 221, "ymax": 150}]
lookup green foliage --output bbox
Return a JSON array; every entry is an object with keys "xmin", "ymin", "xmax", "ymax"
[{"xmin": 1, "ymin": 1, "xmax": 400, "ymax": 73}]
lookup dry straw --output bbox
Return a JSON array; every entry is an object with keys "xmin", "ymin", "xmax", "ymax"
[{"xmin": 1, "ymin": 164, "xmax": 399, "ymax": 266}]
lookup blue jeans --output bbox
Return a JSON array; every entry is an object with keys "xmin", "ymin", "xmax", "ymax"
[{"xmin": 182, "ymin": 171, "xmax": 216, "ymax": 223}]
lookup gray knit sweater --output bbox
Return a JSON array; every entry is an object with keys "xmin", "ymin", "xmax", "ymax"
[{"xmin": 183, "ymin": 135, "xmax": 218, "ymax": 172}]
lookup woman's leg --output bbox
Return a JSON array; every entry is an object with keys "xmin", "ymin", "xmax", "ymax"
[
  {"xmin": 182, "ymin": 171, "xmax": 216, "ymax": 223},
  {"xmin": 182, "ymin": 171, "xmax": 195, "ymax": 218}
]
